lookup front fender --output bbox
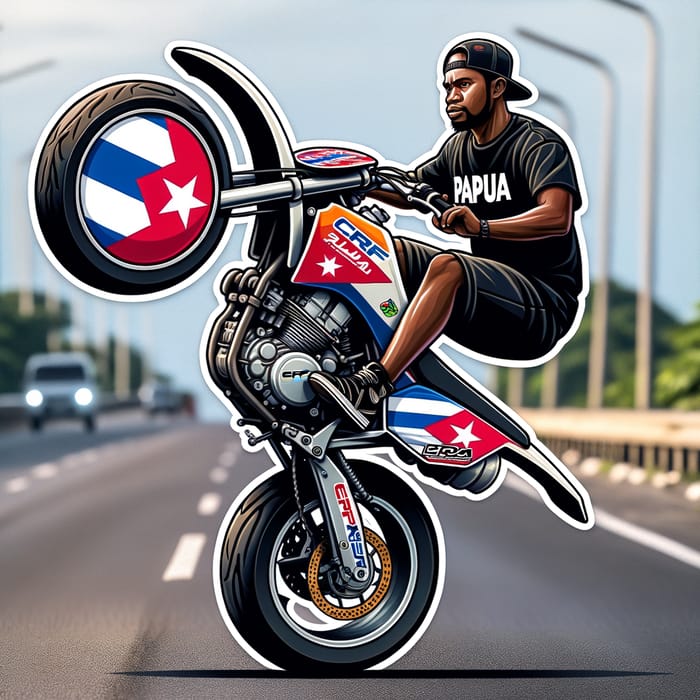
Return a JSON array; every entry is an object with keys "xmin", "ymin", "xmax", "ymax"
[{"xmin": 168, "ymin": 43, "xmax": 303, "ymax": 264}]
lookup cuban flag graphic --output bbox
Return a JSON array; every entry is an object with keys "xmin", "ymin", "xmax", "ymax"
[
  {"xmin": 387, "ymin": 385, "xmax": 513, "ymax": 465},
  {"xmin": 79, "ymin": 114, "xmax": 215, "ymax": 266},
  {"xmin": 292, "ymin": 204, "xmax": 407, "ymax": 346}
]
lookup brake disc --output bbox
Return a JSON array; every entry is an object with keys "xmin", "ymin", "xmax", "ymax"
[{"xmin": 307, "ymin": 528, "xmax": 392, "ymax": 620}]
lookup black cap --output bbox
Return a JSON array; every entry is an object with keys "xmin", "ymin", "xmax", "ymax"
[{"xmin": 443, "ymin": 38, "xmax": 533, "ymax": 102}]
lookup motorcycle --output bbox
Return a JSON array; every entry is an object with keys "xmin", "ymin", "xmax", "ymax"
[{"xmin": 30, "ymin": 42, "xmax": 593, "ymax": 671}]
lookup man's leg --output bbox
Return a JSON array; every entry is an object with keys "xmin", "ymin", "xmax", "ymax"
[
  {"xmin": 381, "ymin": 253, "xmax": 464, "ymax": 381},
  {"xmin": 309, "ymin": 250, "xmax": 465, "ymax": 428}
]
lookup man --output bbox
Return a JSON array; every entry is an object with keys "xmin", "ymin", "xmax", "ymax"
[{"xmin": 310, "ymin": 37, "xmax": 585, "ymax": 429}]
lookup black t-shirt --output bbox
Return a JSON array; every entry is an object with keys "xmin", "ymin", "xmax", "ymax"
[{"xmin": 416, "ymin": 113, "xmax": 583, "ymax": 308}]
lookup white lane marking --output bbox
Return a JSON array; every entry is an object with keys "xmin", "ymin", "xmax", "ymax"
[
  {"xmin": 686, "ymin": 483, "xmax": 700, "ymax": 502},
  {"xmin": 32, "ymin": 462, "xmax": 59, "ymax": 480},
  {"xmin": 609, "ymin": 462, "xmax": 631, "ymax": 483},
  {"xmin": 5, "ymin": 477, "xmax": 30, "ymax": 494},
  {"xmin": 62, "ymin": 455, "xmax": 84, "ymax": 469},
  {"xmin": 162, "ymin": 533, "xmax": 207, "ymax": 581},
  {"xmin": 666, "ymin": 471, "xmax": 682, "ymax": 486},
  {"xmin": 209, "ymin": 467, "xmax": 229, "ymax": 484},
  {"xmin": 197, "ymin": 492, "xmax": 222, "ymax": 516},
  {"xmin": 218, "ymin": 451, "xmax": 237, "ymax": 468},
  {"xmin": 579, "ymin": 457, "xmax": 602, "ymax": 477},
  {"xmin": 62, "ymin": 449, "xmax": 99, "ymax": 469},
  {"xmin": 627, "ymin": 467, "xmax": 647, "ymax": 485},
  {"xmin": 594, "ymin": 510, "xmax": 700, "ymax": 570},
  {"xmin": 505, "ymin": 475, "xmax": 700, "ymax": 570}
]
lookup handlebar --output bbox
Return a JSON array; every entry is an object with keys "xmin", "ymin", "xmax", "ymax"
[
  {"xmin": 220, "ymin": 167, "xmax": 452, "ymax": 218},
  {"xmin": 220, "ymin": 170, "xmax": 373, "ymax": 209}
]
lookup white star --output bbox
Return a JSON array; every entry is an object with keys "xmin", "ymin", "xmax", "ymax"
[
  {"xmin": 159, "ymin": 176, "xmax": 207, "ymax": 228},
  {"xmin": 317, "ymin": 255, "xmax": 342, "ymax": 277},
  {"xmin": 450, "ymin": 421, "xmax": 482, "ymax": 448}
]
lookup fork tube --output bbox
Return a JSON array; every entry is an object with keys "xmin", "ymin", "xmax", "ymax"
[{"xmin": 308, "ymin": 454, "xmax": 370, "ymax": 582}]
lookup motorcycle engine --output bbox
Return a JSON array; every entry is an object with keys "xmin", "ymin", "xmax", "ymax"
[{"xmin": 239, "ymin": 286, "xmax": 358, "ymax": 418}]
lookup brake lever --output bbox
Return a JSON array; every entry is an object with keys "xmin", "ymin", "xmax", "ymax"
[
  {"xmin": 405, "ymin": 183, "xmax": 452, "ymax": 217},
  {"xmin": 374, "ymin": 171, "xmax": 452, "ymax": 217}
]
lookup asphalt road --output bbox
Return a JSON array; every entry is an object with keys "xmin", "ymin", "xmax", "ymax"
[{"xmin": 0, "ymin": 416, "xmax": 698, "ymax": 699}]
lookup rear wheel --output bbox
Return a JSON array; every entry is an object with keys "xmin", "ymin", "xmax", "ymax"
[
  {"xmin": 34, "ymin": 80, "xmax": 232, "ymax": 296},
  {"xmin": 216, "ymin": 460, "xmax": 443, "ymax": 670}
]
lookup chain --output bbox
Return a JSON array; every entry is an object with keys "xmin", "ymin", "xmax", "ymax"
[
  {"xmin": 335, "ymin": 451, "xmax": 372, "ymax": 505},
  {"xmin": 291, "ymin": 449, "xmax": 313, "ymax": 535}
]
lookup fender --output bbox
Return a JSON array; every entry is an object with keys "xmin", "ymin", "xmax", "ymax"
[{"xmin": 168, "ymin": 44, "xmax": 304, "ymax": 265}]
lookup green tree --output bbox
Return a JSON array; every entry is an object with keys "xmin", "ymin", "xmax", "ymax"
[
  {"xmin": 0, "ymin": 290, "xmax": 149, "ymax": 396},
  {"xmin": 101, "ymin": 335, "xmax": 145, "ymax": 393},
  {"xmin": 0, "ymin": 291, "xmax": 71, "ymax": 393},
  {"xmin": 496, "ymin": 280, "xmax": 678, "ymax": 407},
  {"xmin": 655, "ymin": 302, "xmax": 700, "ymax": 410}
]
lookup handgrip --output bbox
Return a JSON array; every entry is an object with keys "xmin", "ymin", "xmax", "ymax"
[{"xmin": 408, "ymin": 183, "xmax": 453, "ymax": 216}]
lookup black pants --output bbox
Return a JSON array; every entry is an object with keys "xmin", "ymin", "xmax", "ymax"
[{"xmin": 397, "ymin": 237, "xmax": 575, "ymax": 362}]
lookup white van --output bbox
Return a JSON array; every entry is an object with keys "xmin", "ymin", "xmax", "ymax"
[{"xmin": 23, "ymin": 352, "xmax": 99, "ymax": 431}]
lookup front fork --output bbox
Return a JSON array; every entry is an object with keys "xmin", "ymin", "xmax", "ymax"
[
  {"xmin": 307, "ymin": 453, "xmax": 372, "ymax": 588},
  {"xmin": 281, "ymin": 421, "xmax": 372, "ymax": 590}
]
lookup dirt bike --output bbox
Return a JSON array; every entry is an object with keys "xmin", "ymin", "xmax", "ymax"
[{"xmin": 30, "ymin": 42, "xmax": 593, "ymax": 670}]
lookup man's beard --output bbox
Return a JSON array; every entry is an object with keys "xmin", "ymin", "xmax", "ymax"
[{"xmin": 450, "ymin": 98, "xmax": 492, "ymax": 132}]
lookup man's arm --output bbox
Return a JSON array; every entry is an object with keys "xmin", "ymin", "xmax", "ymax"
[{"xmin": 435, "ymin": 187, "xmax": 574, "ymax": 240}]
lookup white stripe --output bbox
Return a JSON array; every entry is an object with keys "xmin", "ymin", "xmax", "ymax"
[
  {"xmin": 102, "ymin": 116, "xmax": 175, "ymax": 167},
  {"xmin": 392, "ymin": 427, "xmax": 442, "ymax": 444},
  {"xmin": 162, "ymin": 533, "xmax": 207, "ymax": 581},
  {"xmin": 197, "ymin": 492, "xmax": 222, "ymax": 516},
  {"xmin": 32, "ymin": 463, "xmax": 58, "ymax": 479},
  {"xmin": 81, "ymin": 176, "xmax": 151, "ymax": 236},
  {"xmin": 594, "ymin": 510, "xmax": 700, "ymax": 570},
  {"xmin": 209, "ymin": 467, "xmax": 229, "ymax": 484},
  {"xmin": 5, "ymin": 477, "xmax": 30, "ymax": 494},
  {"xmin": 505, "ymin": 476, "xmax": 700, "ymax": 570},
  {"xmin": 218, "ymin": 451, "xmax": 237, "ymax": 467},
  {"xmin": 388, "ymin": 397, "xmax": 462, "ymax": 417}
]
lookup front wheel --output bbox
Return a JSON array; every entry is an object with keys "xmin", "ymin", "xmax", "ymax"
[{"xmin": 215, "ymin": 459, "xmax": 443, "ymax": 670}]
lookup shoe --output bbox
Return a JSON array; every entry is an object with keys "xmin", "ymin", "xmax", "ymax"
[{"xmin": 308, "ymin": 361, "xmax": 394, "ymax": 430}]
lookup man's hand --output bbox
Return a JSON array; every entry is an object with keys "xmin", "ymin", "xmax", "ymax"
[{"xmin": 432, "ymin": 202, "xmax": 480, "ymax": 237}]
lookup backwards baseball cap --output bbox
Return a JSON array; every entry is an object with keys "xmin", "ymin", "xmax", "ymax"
[{"xmin": 443, "ymin": 38, "xmax": 533, "ymax": 102}]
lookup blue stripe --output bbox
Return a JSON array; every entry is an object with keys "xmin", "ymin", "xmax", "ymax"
[
  {"xmin": 393, "ymin": 384, "xmax": 452, "ymax": 403},
  {"xmin": 83, "ymin": 140, "xmax": 162, "ymax": 200},
  {"xmin": 394, "ymin": 373, "xmax": 414, "ymax": 390},
  {"xmin": 143, "ymin": 114, "xmax": 167, "ymax": 129},
  {"xmin": 84, "ymin": 218, "xmax": 126, "ymax": 249},
  {"xmin": 388, "ymin": 411, "xmax": 440, "ymax": 430}
]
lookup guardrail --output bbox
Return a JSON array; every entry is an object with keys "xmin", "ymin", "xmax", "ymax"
[{"xmin": 519, "ymin": 408, "xmax": 700, "ymax": 475}]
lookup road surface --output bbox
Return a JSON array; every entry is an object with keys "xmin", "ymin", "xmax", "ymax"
[{"xmin": 1, "ymin": 416, "xmax": 697, "ymax": 698}]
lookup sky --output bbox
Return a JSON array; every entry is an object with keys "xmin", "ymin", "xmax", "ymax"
[{"xmin": 1, "ymin": 0, "xmax": 698, "ymax": 419}]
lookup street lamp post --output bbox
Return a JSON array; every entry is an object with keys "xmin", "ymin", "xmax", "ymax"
[
  {"xmin": 0, "ymin": 51, "xmax": 55, "ymax": 295},
  {"xmin": 535, "ymin": 91, "xmax": 575, "ymax": 409},
  {"xmin": 603, "ymin": 0, "xmax": 659, "ymax": 409},
  {"xmin": 506, "ymin": 90, "xmax": 574, "ymax": 409},
  {"xmin": 517, "ymin": 29, "xmax": 616, "ymax": 410}
]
